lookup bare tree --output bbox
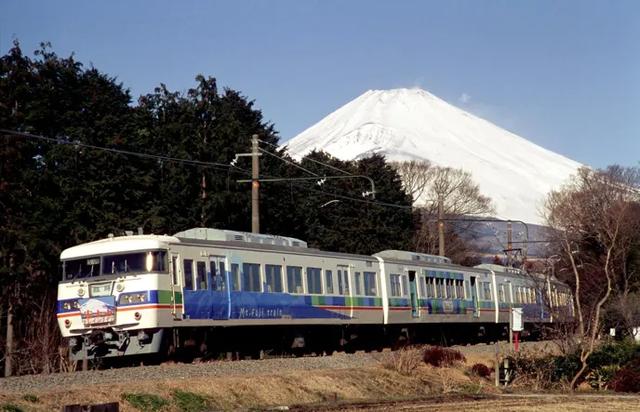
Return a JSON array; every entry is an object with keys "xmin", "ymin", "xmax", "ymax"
[
  {"xmin": 390, "ymin": 160, "xmax": 432, "ymax": 202},
  {"xmin": 391, "ymin": 161, "xmax": 495, "ymax": 261},
  {"xmin": 545, "ymin": 166, "xmax": 640, "ymax": 389}
]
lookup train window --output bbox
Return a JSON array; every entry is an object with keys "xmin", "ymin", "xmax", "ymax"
[
  {"xmin": 183, "ymin": 259, "xmax": 194, "ymax": 290},
  {"xmin": 171, "ymin": 256, "xmax": 178, "ymax": 285},
  {"xmin": 480, "ymin": 282, "xmax": 492, "ymax": 301},
  {"xmin": 211, "ymin": 260, "xmax": 226, "ymax": 291},
  {"xmin": 401, "ymin": 275, "xmax": 409, "ymax": 297},
  {"xmin": 418, "ymin": 276, "xmax": 426, "ymax": 297},
  {"xmin": 196, "ymin": 261, "xmax": 207, "ymax": 290},
  {"xmin": 354, "ymin": 272, "xmax": 363, "ymax": 295},
  {"xmin": 230, "ymin": 263, "xmax": 240, "ymax": 291},
  {"xmin": 337, "ymin": 269, "xmax": 350, "ymax": 295},
  {"xmin": 102, "ymin": 251, "xmax": 168, "ymax": 275},
  {"xmin": 498, "ymin": 284, "xmax": 506, "ymax": 303},
  {"xmin": 364, "ymin": 272, "xmax": 377, "ymax": 296},
  {"xmin": 287, "ymin": 266, "xmax": 303, "ymax": 293},
  {"xmin": 515, "ymin": 287, "xmax": 521, "ymax": 304},
  {"xmin": 64, "ymin": 256, "xmax": 101, "ymax": 279},
  {"xmin": 455, "ymin": 280, "xmax": 464, "ymax": 299},
  {"xmin": 307, "ymin": 267, "xmax": 322, "ymax": 294},
  {"xmin": 435, "ymin": 278, "xmax": 444, "ymax": 298},
  {"xmin": 390, "ymin": 274, "xmax": 402, "ymax": 297},
  {"xmin": 325, "ymin": 270, "xmax": 334, "ymax": 294},
  {"xmin": 265, "ymin": 265, "xmax": 283, "ymax": 293},
  {"xmin": 242, "ymin": 263, "xmax": 261, "ymax": 292},
  {"xmin": 445, "ymin": 279, "xmax": 453, "ymax": 299},
  {"xmin": 426, "ymin": 278, "xmax": 435, "ymax": 298}
]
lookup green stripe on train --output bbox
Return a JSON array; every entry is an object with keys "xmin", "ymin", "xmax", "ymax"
[{"xmin": 158, "ymin": 290, "xmax": 182, "ymax": 304}]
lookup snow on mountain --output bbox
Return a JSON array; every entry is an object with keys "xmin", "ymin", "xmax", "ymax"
[{"xmin": 284, "ymin": 88, "xmax": 582, "ymax": 225}]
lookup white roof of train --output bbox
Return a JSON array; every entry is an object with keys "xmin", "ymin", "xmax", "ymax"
[{"xmin": 60, "ymin": 234, "xmax": 178, "ymax": 260}]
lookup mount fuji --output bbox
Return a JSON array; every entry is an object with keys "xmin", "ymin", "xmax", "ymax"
[{"xmin": 284, "ymin": 88, "xmax": 582, "ymax": 225}]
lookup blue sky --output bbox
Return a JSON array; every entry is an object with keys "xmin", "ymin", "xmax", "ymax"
[{"xmin": 1, "ymin": 0, "xmax": 638, "ymax": 168}]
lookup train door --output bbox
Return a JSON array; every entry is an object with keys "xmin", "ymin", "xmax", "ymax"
[
  {"xmin": 470, "ymin": 276, "xmax": 480, "ymax": 318},
  {"xmin": 170, "ymin": 253, "xmax": 183, "ymax": 320},
  {"xmin": 209, "ymin": 256, "xmax": 229, "ymax": 320},
  {"xmin": 337, "ymin": 265, "xmax": 352, "ymax": 318},
  {"xmin": 408, "ymin": 270, "xmax": 419, "ymax": 318}
]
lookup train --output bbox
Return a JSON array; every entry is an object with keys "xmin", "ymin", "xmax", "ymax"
[{"xmin": 56, "ymin": 228, "xmax": 573, "ymax": 361}]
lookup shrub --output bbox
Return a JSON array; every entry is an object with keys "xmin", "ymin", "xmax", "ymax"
[
  {"xmin": 423, "ymin": 346, "xmax": 466, "ymax": 367},
  {"xmin": 610, "ymin": 366, "xmax": 640, "ymax": 392},
  {"xmin": 380, "ymin": 346, "xmax": 423, "ymax": 375},
  {"xmin": 471, "ymin": 363, "xmax": 491, "ymax": 378},
  {"xmin": 21, "ymin": 394, "xmax": 38, "ymax": 403},
  {"xmin": 122, "ymin": 392, "xmax": 169, "ymax": 412},
  {"xmin": 0, "ymin": 404, "xmax": 23, "ymax": 412},
  {"xmin": 588, "ymin": 340, "xmax": 640, "ymax": 370},
  {"xmin": 172, "ymin": 390, "xmax": 210, "ymax": 412}
]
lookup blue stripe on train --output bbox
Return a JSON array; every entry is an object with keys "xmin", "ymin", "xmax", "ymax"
[{"xmin": 183, "ymin": 290, "xmax": 351, "ymax": 320}]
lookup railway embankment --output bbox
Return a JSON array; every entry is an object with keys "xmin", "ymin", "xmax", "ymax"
[{"xmin": 0, "ymin": 341, "xmax": 636, "ymax": 411}]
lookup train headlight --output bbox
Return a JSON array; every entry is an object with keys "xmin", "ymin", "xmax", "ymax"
[
  {"xmin": 77, "ymin": 288, "xmax": 85, "ymax": 297},
  {"xmin": 145, "ymin": 252, "xmax": 153, "ymax": 272},
  {"xmin": 116, "ymin": 282, "xmax": 124, "ymax": 292},
  {"xmin": 119, "ymin": 292, "xmax": 147, "ymax": 305}
]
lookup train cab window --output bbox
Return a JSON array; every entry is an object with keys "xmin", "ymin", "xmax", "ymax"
[
  {"xmin": 265, "ymin": 264, "xmax": 283, "ymax": 293},
  {"xmin": 515, "ymin": 287, "xmax": 521, "ymax": 304},
  {"xmin": 498, "ymin": 284, "xmax": 506, "ymax": 303},
  {"xmin": 364, "ymin": 272, "xmax": 377, "ymax": 296},
  {"xmin": 337, "ymin": 269, "xmax": 350, "ymax": 295},
  {"xmin": 183, "ymin": 259, "xmax": 194, "ymax": 290},
  {"xmin": 325, "ymin": 270, "xmax": 334, "ymax": 294},
  {"xmin": 307, "ymin": 267, "xmax": 322, "ymax": 294},
  {"xmin": 196, "ymin": 261, "xmax": 207, "ymax": 290},
  {"xmin": 287, "ymin": 266, "xmax": 303, "ymax": 293},
  {"xmin": 354, "ymin": 272, "xmax": 363, "ymax": 295},
  {"xmin": 230, "ymin": 263, "xmax": 241, "ymax": 291},
  {"xmin": 242, "ymin": 263, "xmax": 261, "ymax": 292},
  {"xmin": 390, "ymin": 274, "xmax": 402, "ymax": 297}
]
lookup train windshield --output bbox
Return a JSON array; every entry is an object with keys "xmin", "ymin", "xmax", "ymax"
[
  {"xmin": 63, "ymin": 256, "xmax": 101, "ymax": 279},
  {"xmin": 63, "ymin": 250, "xmax": 168, "ymax": 279}
]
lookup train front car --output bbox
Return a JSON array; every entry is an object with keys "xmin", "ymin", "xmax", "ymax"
[{"xmin": 57, "ymin": 234, "xmax": 178, "ymax": 361}]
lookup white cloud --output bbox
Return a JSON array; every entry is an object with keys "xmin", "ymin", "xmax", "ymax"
[{"xmin": 459, "ymin": 93, "xmax": 471, "ymax": 104}]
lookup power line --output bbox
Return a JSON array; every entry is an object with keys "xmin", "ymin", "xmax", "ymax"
[
  {"xmin": 258, "ymin": 138, "xmax": 353, "ymax": 176},
  {"xmin": 257, "ymin": 147, "xmax": 319, "ymax": 177},
  {"xmin": 1, "ymin": 129, "xmax": 235, "ymax": 172},
  {"xmin": 4, "ymin": 128, "xmax": 414, "ymax": 211}
]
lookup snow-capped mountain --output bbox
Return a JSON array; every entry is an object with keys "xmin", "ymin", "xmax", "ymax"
[{"xmin": 284, "ymin": 88, "xmax": 582, "ymax": 225}]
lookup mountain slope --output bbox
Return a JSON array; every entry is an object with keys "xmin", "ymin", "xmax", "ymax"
[{"xmin": 284, "ymin": 88, "xmax": 582, "ymax": 224}]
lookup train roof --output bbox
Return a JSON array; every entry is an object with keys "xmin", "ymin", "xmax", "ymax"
[{"xmin": 60, "ymin": 234, "xmax": 178, "ymax": 260}]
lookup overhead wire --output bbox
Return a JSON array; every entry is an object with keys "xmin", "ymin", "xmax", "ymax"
[
  {"xmin": 1, "ymin": 129, "xmax": 236, "ymax": 173},
  {"xmin": 258, "ymin": 138, "xmax": 353, "ymax": 176}
]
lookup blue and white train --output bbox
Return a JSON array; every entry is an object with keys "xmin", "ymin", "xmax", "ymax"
[{"xmin": 56, "ymin": 228, "xmax": 573, "ymax": 361}]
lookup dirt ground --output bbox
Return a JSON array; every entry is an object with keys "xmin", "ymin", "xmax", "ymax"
[{"xmin": 296, "ymin": 394, "xmax": 640, "ymax": 412}]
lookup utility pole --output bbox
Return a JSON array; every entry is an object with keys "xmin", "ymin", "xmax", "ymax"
[
  {"xmin": 4, "ymin": 301, "xmax": 13, "ymax": 377},
  {"xmin": 438, "ymin": 195, "xmax": 445, "ymax": 257},
  {"xmin": 251, "ymin": 134, "xmax": 260, "ymax": 234},
  {"xmin": 507, "ymin": 220, "xmax": 513, "ymax": 266}
]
